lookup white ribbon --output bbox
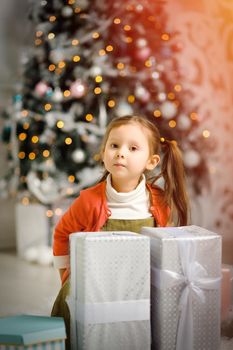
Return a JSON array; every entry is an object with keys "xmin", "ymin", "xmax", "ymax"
[{"xmin": 151, "ymin": 239, "xmax": 221, "ymax": 350}]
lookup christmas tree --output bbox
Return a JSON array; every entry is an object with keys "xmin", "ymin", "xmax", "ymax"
[{"xmin": 1, "ymin": 0, "xmax": 209, "ymax": 207}]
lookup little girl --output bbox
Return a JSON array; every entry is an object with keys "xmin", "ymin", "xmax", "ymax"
[{"xmin": 51, "ymin": 115, "xmax": 189, "ymax": 348}]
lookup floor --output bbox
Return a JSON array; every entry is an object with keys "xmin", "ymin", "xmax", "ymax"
[
  {"xmin": 0, "ymin": 251, "xmax": 233, "ymax": 349},
  {"xmin": 0, "ymin": 251, "xmax": 60, "ymax": 317}
]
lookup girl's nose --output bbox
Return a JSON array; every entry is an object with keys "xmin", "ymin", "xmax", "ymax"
[{"xmin": 116, "ymin": 149, "xmax": 125, "ymax": 158}]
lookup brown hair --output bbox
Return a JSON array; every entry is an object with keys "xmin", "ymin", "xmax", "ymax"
[{"xmin": 99, "ymin": 115, "xmax": 189, "ymax": 226}]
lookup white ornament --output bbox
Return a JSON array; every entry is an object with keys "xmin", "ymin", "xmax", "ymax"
[
  {"xmin": 136, "ymin": 38, "xmax": 148, "ymax": 48},
  {"xmin": 72, "ymin": 149, "xmax": 86, "ymax": 163},
  {"xmin": 183, "ymin": 149, "xmax": 201, "ymax": 168},
  {"xmin": 37, "ymin": 245, "xmax": 53, "ymax": 266},
  {"xmin": 177, "ymin": 114, "xmax": 192, "ymax": 130},
  {"xmin": 70, "ymin": 79, "xmax": 86, "ymax": 98},
  {"xmin": 160, "ymin": 101, "xmax": 177, "ymax": 119},
  {"xmin": 52, "ymin": 87, "xmax": 64, "ymax": 102},
  {"xmin": 89, "ymin": 66, "xmax": 102, "ymax": 77},
  {"xmin": 24, "ymin": 246, "xmax": 38, "ymax": 263},
  {"xmin": 61, "ymin": 6, "xmax": 73, "ymax": 17},
  {"xmin": 115, "ymin": 102, "xmax": 133, "ymax": 117},
  {"xmin": 135, "ymin": 85, "xmax": 150, "ymax": 102}
]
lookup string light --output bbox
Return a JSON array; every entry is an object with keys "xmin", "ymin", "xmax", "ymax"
[
  {"xmin": 174, "ymin": 84, "xmax": 182, "ymax": 92},
  {"xmin": 68, "ymin": 175, "xmax": 75, "ymax": 183},
  {"xmin": 49, "ymin": 16, "xmax": 56, "ymax": 22},
  {"xmin": 161, "ymin": 33, "xmax": 170, "ymax": 41},
  {"xmin": 106, "ymin": 45, "xmax": 113, "ymax": 52},
  {"xmin": 74, "ymin": 7, "xmax": 81, "ymax": 13},
  {"xmin": 36, "ymin": 31, "xmax": 43, "ymax": 37},
  {"xmin": 55, "ymin": 208, "xmax": 63, "ymax": 216},
  {"xmin": 190, "ymin": 112, "xmax": 198, "ymax": 121},
  {"xmin": 73, "ymin": 55, "xmax": 80, "ymax": 62},
  {"xmin": 65, "ymin": 137, "xmax": 72, "ymax": 145},
  {"xmin": 21, "ymin": 110, "xmax": 29, "ymax": 117},
  {"xmin": 46, "ymin": 210, "xmax": 53, "ymax": 217},
  {"xmin": 19, "ymin": 133, "xmax": 27, "ymax": 141},
  {"xmin": 72, "ymin": 39, "xmax": 79, "ymax": 46},
  {"xmin": 153, "ymin": 110, "xmax": 161, "ymax": 117},
  {"xmin": 58, "ymin": 61, "xmax": 66, "ymax": 69},
  {"xmin": 48, "ymin": 33, "xmax": 55, "ymax": 40},
  {"xmin": 94, "ymin": 87, "xmax": 102, "ymax": 94},
  {"xmin": 99, "ymin": 49, "xmax": 106, "ymax": 56},
  {"xmin": 92, "ymin": 32, "xmax": 100, "ymax": 39},
  {"xmin": 48, "ymin": 64, "xmax": 56, "ymax": 71},
  {"xmin": 57, "ymin": 121, "xmax": 64, "ymax": 128},
  {"xmin": 203, "ymin": 130, "xmax": 210, "ymax": 138},
  {"xmin": 117, "ymin": 62, "xmax": 124, "ymax": 70},
  {"xmin": 145, "ymin": 60, "xmax": 152, "ymax": 68},
  {"xmin": 124, "ymin": 25, "xmax": 131, "ymax": 31},
  {"xmin": 29, "ymin": 152, "xmax": 36, "ymax": 160},
  {"xmin": 85, "ymin": 113, "xmax": 93, "ymax": 121},
  {"xmin": 124, "ymin": 37, "xmax": 133, "ymax": 43},
  {"xmin": 44, "ymin": 103, "xmax": 52, "ymax": 111},
  {"xmin": 43, "ymin": 150, "xmax": 50, "ymax": 157},
  {"xmin": 18, "ymin": 151, "xmax": 26, "ymax": 159},
  {"xmin": 128, "ymin": 95, "xmax": 135, "ymax": 103},
  {"xmin": 35, "ymin": 39, "xmax": 42, "ymax": 46},
  {"xmin": 168, "ymin": 92, "xmax": 175, "ymax": 100},
  {"xmin": 95, "ymin": 75, "xmax": 103, "ymax": 83},
  {"xmin": 64, "ymin": 90, "xmax": 71, "ymax": 97},
  {"xmin": 31, "ymin": 136, "xmax": 39, "ymax": 143},
  {"xmin": 113, "ymin": 18, "xmax": 121, "ymax": 24},
  {"xmin": 108, "ymin": 100, "xmax": 116, "ymax": 108},
  {"xmin": 169, "ymin": 120, "xmax": 176, "ymax": 128}
]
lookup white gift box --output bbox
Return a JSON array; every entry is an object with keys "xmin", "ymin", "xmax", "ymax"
[
  {"xmin": 68, "ymin": 231, "xmax": 151, "ymax": 350},
  {"xmin": 141, "ymin": 225, "xmax": 222, "ymax": 350}
]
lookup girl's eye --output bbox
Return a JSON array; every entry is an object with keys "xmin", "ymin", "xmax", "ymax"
[
  {"xmin": 110, "ymin": 143, "xmax": 118, "ymax": 148},
  {"xmin": 130, "ymin": 146, "xmax": 138, "ymax": 151}
]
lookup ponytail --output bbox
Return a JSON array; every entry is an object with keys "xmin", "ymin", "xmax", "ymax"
[{"xmin": 156, "ymin": 139, "xmax": 189, "ymax": 226}]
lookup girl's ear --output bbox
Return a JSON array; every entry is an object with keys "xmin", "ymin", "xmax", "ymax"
[{"xmin": 146, "ymin": 154, "xmax": 160, "ymax": 170}]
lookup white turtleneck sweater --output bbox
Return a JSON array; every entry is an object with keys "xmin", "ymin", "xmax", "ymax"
[{"xmin": 106, "ymin": 174, "xmax": 152, "ymax": 219}]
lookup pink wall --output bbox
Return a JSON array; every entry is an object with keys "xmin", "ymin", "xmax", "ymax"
[{"xmin": 168, "ymin": 0, "xmax": 233, "ymax": 263}]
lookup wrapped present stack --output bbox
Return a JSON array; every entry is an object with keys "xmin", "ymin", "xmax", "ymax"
[
  {"xmin": 141, "ymin": 225, "xmax": 222, "ymax": 350},
  {"xmin": 0, "ymin": 315, "xmax": 66, "ymax": 350},
  {"xmin": 68, "ymin": 231, "xmax": 150, "ymax": 350}
]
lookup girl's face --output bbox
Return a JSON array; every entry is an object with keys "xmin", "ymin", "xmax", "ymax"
[{"xmin": 102, "ymin": 122, "xmax": 160, "ymax": 192}]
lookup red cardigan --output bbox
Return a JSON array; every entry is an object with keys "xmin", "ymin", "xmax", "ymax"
[{"xmin": 53, "ymin": 180, "xmax": 170, "ymax": 283}]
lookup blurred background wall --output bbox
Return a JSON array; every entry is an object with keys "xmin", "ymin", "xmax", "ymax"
[{"xmin": 0, "ymin": 0, "xmax": 232, "ymax": 262}]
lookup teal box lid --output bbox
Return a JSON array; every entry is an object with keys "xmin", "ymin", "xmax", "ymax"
[{"xmin": 0, "ymin": 315, "xmax": 66, "ymax": 345}]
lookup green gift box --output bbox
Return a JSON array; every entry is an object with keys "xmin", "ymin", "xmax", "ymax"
[{"xmin": 0, "ymin": 315, "xmax": 66, "ymax": 349}]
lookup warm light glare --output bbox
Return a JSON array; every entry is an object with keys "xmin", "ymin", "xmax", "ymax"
[
  {"xmin": 29, "ymin": 152, "xmax": 36, "ymax": 160},
  {"xmin": 95, "ymin": 75, "xmax": 103, "ymax": 83},
  {"xmin": 117, "ymin": 62, "xmax": 124, "ymax": 70},
  {"xmin": 36, "ymin": 31, "xmax": 43, "ymax": 37},
  {"xmin": 55, "ymin": 208, "xmax": 63, "ymax": 216},
  {"xmin": 44, "ymin": 103, "xmax": 52, "ymax": 111},
  {"xmin": 35, "ymin": 39, "xmax": 42, "ymax": 46},
  {"xmin": 72, "ymin": 39, "xmax": 79, "ymax": 46},
  {"xmin": 49, "ymin": 64, "xmax": 56, "ymax": 71},
  {"xmin": 114, "ymin": 18, "xmax": 121, "ymax": 24},
  {"xmin": 106, "ymin": 45, "xmax": 113, "ymax": 52},
  {"xmin": 31, "ymin": 136, "xmax": 39, "ymax": 143},
  {"xmin": 64, "ymin": 90, "xmax": 71, "ymax": 97},
  {"xmin": 49, "ymin": 16, "xmax": 56, "ymax": 22},
  {"xmin": 23, "ymin": 123, "xmax": 29, "ymax": 130},
  {"xmin": 168, "ymin": 92, "xmax": 175, "ymax": 100},
  {"xmin": 68, "ymin": 175, "xmax": 75, "ymax": 183},
  {"xmin": 43, "ymin": 150, "xmax": 50, "ymax": 158},
  {"xmin": 128, "ymin": 95, "xmax": 135, "ymax": 103},
  {"xmin": 108, "ymin": 100, "xmax": 116, "ymax": 108},
  {"xmin": 22, "ymin": 197, "xmax": 29, "ymax": 206},
  {"xmin": 190, "ymin": 112, "xmax": 198, "ymax": 120},
  {"xmin": 174, "ymin": 84, "xmax": 182, "ymax": 92},
  {"xmin": 85, "ymin": 113, "xmax": 94, "ymax": 121},
  {"xmin": 169, "ymin": 120, "xmax": 177, "ymax": 128},
  {"xmin": 58, "ymin": 61, "xmax": 66, "ymax": 69},
  {"xmin": 153, "ymin": 110, "xmax": 161, "ymax": 117},
  {"xmin": 19, "ymin": 133, "xmax": 27, "ymax": 141},
  {"xmin": 46, "ymin": 210, "xmax": 53, "ymax": 218},
  {"xmin": 92, "ymin": 32, "xmax": 100, "ymax": 39},
  {"xmin": 48, "ymin": 33, "xmax": 55, "ymax": 40},
  {"xmin": 99, "ymin": 49, "xmax": 106, "ymax": 56},
  {"xmin": 21, "ymin": 110, "xmax": 29, "ymax": 117},
  {"xmin": 65, "ymin": 137, "xmax": 72, "ymax": 145},
  {"xmin": 94, "ymin": 87, "xmax": 102, "ymax": 94},
  {"xmin": 203, "ymin": 130, "xmax": 210, "ymax": 138},
  {"xmin": 124, "ymin": 25, "xmax": 131, "ymax": 31},
  {"xmin": 161, "ymin": 33, "xmax": 170, "ymax": 41},
  {"xmin": 57, "ymin": 120, "xmax": 64, "ymax": 128},
  {"xmin": 18, "ymin": 151, "xmax": 26, "ymax": 159},
  {"xmin": 73, "ymin": 55, "xmax": 80, "ymax": 62}
]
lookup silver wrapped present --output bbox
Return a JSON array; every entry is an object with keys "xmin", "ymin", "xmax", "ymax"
[
  {"xmin": 68, "ymin": 231, "xmax": 150, "ymax": 350},
  {"xmin": 141, "ymin": 225, "xmax": 222, "ymax": 350}
]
